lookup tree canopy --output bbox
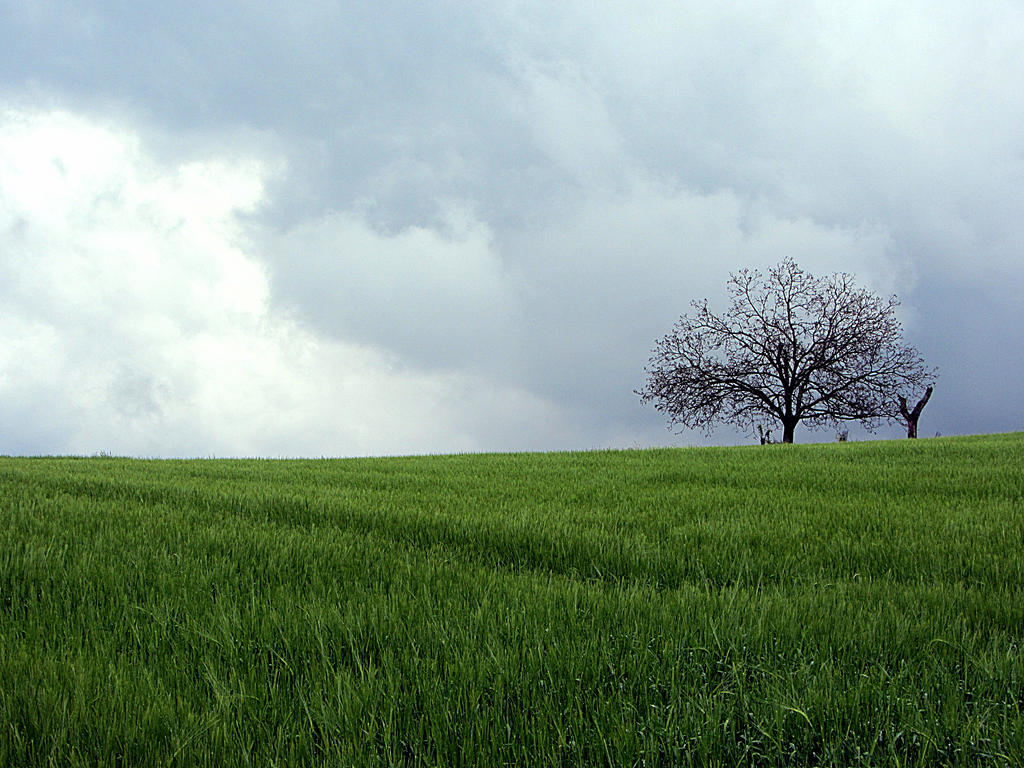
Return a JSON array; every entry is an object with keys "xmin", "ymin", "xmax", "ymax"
[{"xmin": 638, "ymin": 259, "xmax": 936, "ymax": 443}]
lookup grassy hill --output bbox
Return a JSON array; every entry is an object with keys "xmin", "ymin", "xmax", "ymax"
[{"xmin": 1, "ymin": 434, "xmax": 1022, "ymax": 766}]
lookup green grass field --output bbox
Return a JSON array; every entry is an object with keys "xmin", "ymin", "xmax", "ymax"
[{"xmin": 1, "ymin": 434, "xmax": 1022, "ymax": 766}]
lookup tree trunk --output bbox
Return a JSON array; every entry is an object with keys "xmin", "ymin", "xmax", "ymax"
[
  {"xmin": 781, "ymin": 419, "xmax": 796, "ymax": 444},
  {"xmin": 898, "ymin": 386, "xmax": 933, "ymax": 439}
]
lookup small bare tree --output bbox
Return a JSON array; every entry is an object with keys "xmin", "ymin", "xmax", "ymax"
[
  {"xmin": 638, "ymin": 259, "xmax": 936, "ymax": 443},
  {"xmin": 897, "ymin": 386, "xmax": 933, "ymax": 439}
]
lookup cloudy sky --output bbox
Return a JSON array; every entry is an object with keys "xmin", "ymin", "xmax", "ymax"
[{"xmin": 1, "ymin": 1, "xmax": 1022, "ymax": 457}]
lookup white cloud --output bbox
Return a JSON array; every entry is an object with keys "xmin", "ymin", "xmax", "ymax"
[
  {"xmin": 508, "ymin": 61, "xmax": 627, "ymax": 186},
  {"xmin": 0, "ymin": 107, "xmax": 562, "ymax": 456},
  {"xmin": 269, "ymin": 202, "xmax": 519, "ymax": 371}
]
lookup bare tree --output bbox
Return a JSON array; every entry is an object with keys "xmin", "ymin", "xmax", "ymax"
[
  {"xmin": 898, "ymin": 386, "xmax": 933, "ymax": 438},
  {"xmin": 638, "ymin": 259, "xmax": 936, "ymax": 443}
]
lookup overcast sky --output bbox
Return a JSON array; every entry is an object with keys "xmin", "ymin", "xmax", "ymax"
[{"xmin": 1, "ymin": 1, "xmax": 1022, "ymax": 457}]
